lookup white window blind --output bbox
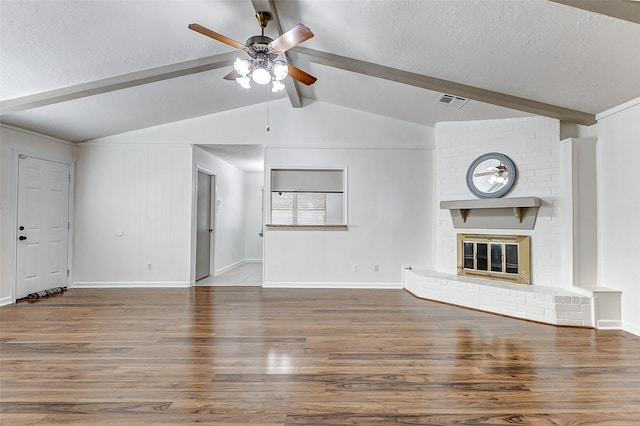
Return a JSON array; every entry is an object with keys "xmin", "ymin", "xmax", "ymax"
[
  {"xmin": 271, "ymin": 169, "xmax": 343, "ymax": 192},
  {"xmin": 271, "ymin": 192, "xmax": 326, "ymax": 225},
  {"xmin": 271, "ymin": 192, "xmax": 295, "ymax": 225}
]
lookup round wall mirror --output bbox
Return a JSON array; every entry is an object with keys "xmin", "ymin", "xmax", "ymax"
[{"xmin": 466, "ymin": 152, "xmax": 517, "ymax": 198}]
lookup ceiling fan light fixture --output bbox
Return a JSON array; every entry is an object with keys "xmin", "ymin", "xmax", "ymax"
[
  {"xmin": 272, "ymin": 61, "xmax": 289, "ymax": 81},
  {"xmin": 252, "ymin": 67, "xmax": 271, "ymax": 85},
  {"xmin": 236, "ymin": 75, "xmax": 251, "ymax": 89},
  {"xmin": 188, "ymin": 13, "xmax": 316, "ymax": 89},
  {"xmin": 233, "ymin": 58, "xmax": 251, "ymax": 76}
]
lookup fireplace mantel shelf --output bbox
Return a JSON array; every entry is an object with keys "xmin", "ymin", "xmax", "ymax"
[{"xmin": 440, "ymin": 197, "xmax": 542, "ymax": 230}]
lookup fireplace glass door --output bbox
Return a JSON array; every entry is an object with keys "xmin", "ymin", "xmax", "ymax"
[
  {"xmin": 505, "ymin": 244, "xmax": 519, "ymax": 274},
  {"xmin": 457, "ymin": 234, "xmax": 531, "ymax": 284}
]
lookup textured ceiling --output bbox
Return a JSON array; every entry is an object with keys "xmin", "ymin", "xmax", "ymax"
[
  {"xmin": 1, "ymin": 0, "xmax": 639, "ymax": 144},
  {"xmin": 199, "ymin": 144, "xmax": 265, "ymax": 173}
]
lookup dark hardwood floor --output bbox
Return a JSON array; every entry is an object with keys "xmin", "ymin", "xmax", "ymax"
[{"xmin": 1, "ymin": 287, "xmax": 639, "ymax": 425}]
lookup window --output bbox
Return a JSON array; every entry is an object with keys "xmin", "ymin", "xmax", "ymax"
[
  {"xmin": 268, "ymin": 168, "xmax": 346, "ymax": 226},
  {"xmin": 272, "ymin": 192, "xmax": 326, "ymax": 225}
]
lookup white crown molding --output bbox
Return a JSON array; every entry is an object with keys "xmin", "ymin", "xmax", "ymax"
[
  {"xmin": 596, "ymin": 96, "xmax": 640, "ymax": 121},
  {"xmin": 0, "ymin": 123, "xmax": 73, "ymax": 145}
]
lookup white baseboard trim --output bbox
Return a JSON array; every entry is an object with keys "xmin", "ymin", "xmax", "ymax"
[
  {"xmin": 262, "ymin": 281, "xmax": 402, "ymax": 289},
  {"xmin": 0, "ymin": 296, "xmax": 15, "ymax": 306},
  {"xmin": 623, "ymin": 321, "xmax": 640, "ymax": 337},
  {"xmin": 214, "ymin": 258, "xmax": 263, "ymax": 275},
  {"xmin": 214, "ymin": 259, "xmax": 245, "ymax": 276},
  {"xmin": 597, "ymin": 320, "xmax": 622, "ymax": 330},
  {"xmin": 72, "ymin": 281, "xmax": 190, "ymax": 288}
]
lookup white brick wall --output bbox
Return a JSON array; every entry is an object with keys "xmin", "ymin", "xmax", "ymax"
[{"xmin": 434, "ymin": 117, "xmax": 572, "ymax": 289}]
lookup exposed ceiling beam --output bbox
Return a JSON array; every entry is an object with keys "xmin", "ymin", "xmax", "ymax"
[
  {"xmin": 250, "ymin": 0, "xmax": 303, "ymax": 108},
  {"xmin": 549, "ymin": 0, "xmax": 640, "ymax": 25},
  {"xmin": 0, "ymin": 51, "xmax": 238, "ymax": 115},
  {"xmin": 294, "ymin": 47, "xmax": 596, "ymax": 126},
  {"xmin": 2, "ymin": 40, "xmax": 597, "ymax": 125}
]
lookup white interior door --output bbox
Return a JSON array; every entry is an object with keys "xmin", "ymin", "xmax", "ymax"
[
  {"xmin": 16, "ymin": 156, "xmax": 70, "ymax": 299},
  {"xmin": 196, "ymin": 171, "xmax": 213, "ymax": 281}
]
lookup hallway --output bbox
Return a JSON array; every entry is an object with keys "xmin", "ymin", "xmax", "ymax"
[{"xmin": 196, "ymin": 261, "xmax": 262, "ymax": 286}]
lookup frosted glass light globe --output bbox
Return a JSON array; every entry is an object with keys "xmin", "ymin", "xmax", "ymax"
[
  {"xmin": 236, "ymin": 76, "xmax": 251, "ymax": 89},
  {"xmin": 271, "ymin": 80, "xmax": 285, "ymax": 92},
  {"xmin": 252, "ymin": 67, "xmax": 271, "ymax": 85},
  {"xmin": 273, "ymin": 62, "xmax": 289, "ymax": 81},
  {"xmin": 233, "ymin": 58, "xmax": 250, "ymax": 76}
]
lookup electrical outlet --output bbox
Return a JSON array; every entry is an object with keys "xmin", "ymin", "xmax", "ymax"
[
  {"xmin": 373, "ymin": 264, "xmax": 379, "ymax": 272},
  {"xmin": 147, "ymin": 263, "xmax": 152, "ymax": 271},
  {"xmin": 351, "ymin": 264, "xmax": 357, "ymax": 273}
]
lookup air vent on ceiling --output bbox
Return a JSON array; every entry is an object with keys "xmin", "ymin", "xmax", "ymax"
[{"xmin": 435, "ymin": 93, "xmax": 469, "ymax": 109}]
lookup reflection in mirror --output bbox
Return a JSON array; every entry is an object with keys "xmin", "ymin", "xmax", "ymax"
[
  {"xmin": 472, "ymin": 159, "xmax": 510, "ymax": 194},
  {"xmin": 466, "ymin": 153, "xmax": 517, "ymax": 198}
]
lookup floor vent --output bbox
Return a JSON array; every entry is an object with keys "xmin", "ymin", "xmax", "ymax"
[{"xmin": 435, "ymin": 93, "xmax": 469, "ymax": 109}]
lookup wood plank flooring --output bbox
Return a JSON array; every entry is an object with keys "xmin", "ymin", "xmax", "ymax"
[{"xmin": 1, "ymin": 287, "xmax": 640, "ymax": 425}]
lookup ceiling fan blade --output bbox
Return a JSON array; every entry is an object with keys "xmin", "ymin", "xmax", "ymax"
[
  {"xmin": 188, "ymin": 23, "xmax": 248, "ymax": 51},
  {"xmin": 287, "ymin": 63, "xmax": 317, "ymax": 85},
  {"xmin": 268, "ymin": 23, "xmax": 314, "ymax": 54},
  {"xmin": 474, "ymin": 171, "xmax": 496, "ymax": 177},
  {"xmin": 223, "ymin": 70, "xmax": 241, "ymax": 81}
]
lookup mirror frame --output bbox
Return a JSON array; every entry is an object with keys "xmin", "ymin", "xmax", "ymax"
[{"xmin": 466, "ymin": 152, "xmax": 517, "ymax": 199}]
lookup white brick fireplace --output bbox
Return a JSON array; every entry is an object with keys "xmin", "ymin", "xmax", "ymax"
[{"xmin": 403, "ymin": 116, "xmax": 621, "ymax": 329}]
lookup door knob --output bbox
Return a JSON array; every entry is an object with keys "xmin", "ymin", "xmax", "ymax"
[
  {"xmin": 19, "ymin": 236, "xmax": 27, "ymax": 241},
  {"xmin": 209, "ymin": 228, "xmax": 213, "ymax": 232}
]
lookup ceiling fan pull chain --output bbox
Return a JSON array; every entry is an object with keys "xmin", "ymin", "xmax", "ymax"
[{"xmin": 266, "ymin": 83, "xmax": 271, "ymax": 132}]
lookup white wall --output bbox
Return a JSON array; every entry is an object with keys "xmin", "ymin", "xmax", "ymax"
[
  {"xmin": 596, "ymin": 98, "xmax": 640, "ymax": 336},
  {"xmin": 0, "ymin": 125, "xmax": 74, "ymax": 304},
  {"xmin": 72, "ymin": 143, "xmax": 260, "ymax": 288},
  {"xmin": 264, "ymin": 147, "xmax": 433, "ymax": 288},
  {"xmin": 73, "ymin": 143, "xmax": 192, "ymax": 287},
  {"xmin": 3, "ymin": 101, "xmax": 432, "ymax": 294},
  {"xmin": 92, "ymin": 99, "xmax": 433, "ymax": 281},
  {"xmin": 434, "ymin": 117, "xmax": 572, "ymax": 288},
  {"xmin": 89, "ymin": 99, "xmax": 434, "ymax": 149},
  {"xmin": 192, "ymin": 146, "xmax": 248, "ymax": 276},
  {"xmin": 244, "ymin": 172, "xmax": 264, "ymax": 261}
]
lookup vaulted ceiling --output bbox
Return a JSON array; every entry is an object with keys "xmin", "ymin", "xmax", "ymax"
[{"xmin": 1, "ymin": 0, "xmax": 639, "ymax": 143}]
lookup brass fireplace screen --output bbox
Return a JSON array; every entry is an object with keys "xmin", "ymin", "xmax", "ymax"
[{"xmin": 457, "ymin": 234, "xmax": 531, "ymax": 284}]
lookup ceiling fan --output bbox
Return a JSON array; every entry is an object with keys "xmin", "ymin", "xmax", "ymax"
[
  {"xmin": 188, "ymin": 11, "xmax": 317, "ymax": 91},
  {"xmin": 474, "ymin": 163, "xmax": 508, "ymax": 178},
  {"xmin": 474, "ymin": 163, "xmax": 510, "ymax": 190}
]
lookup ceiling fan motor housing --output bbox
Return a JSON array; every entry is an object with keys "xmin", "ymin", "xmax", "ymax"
[{"xmin": 246, "ymin": 35, "xmax": 279, "ymax": 60}]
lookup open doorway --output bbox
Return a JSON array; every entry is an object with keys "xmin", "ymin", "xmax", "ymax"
[
  {"xmin": 193, "ymin": 144, "xmax": 264, "ymax": 286},
  {"xmin": 195, "ymin": 170, "xmax": 214, "ymax": 281}
]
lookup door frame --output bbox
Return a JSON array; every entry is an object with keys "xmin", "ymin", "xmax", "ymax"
[
  {"xmin": 190, "ymin": 165, "xmax": 216, "ymax": 285},
  {"xmin": 11, "ymin": 150, "xmax": 74, "ymax": 303}
]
